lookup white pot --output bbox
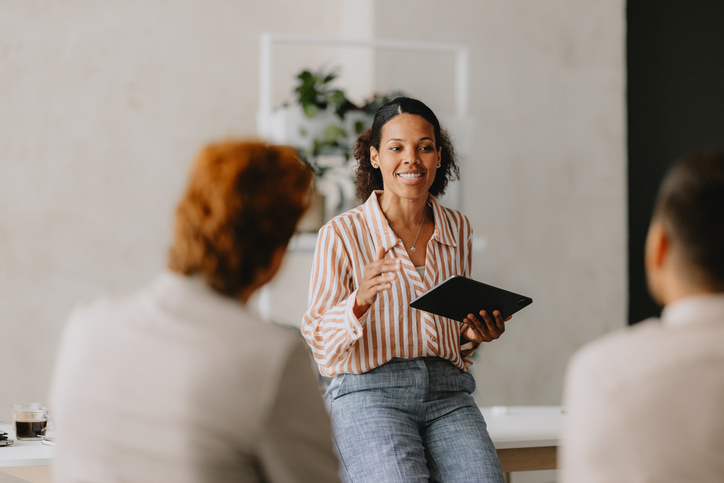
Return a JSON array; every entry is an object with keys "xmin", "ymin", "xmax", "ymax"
[{"xmin": 296, "ymin": 191, "xmax": 325, "ymax": 233}]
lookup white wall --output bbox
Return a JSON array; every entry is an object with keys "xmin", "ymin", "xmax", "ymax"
[
  {"xmin": 1, "ymin": 0, "xmax": 626, "ymax": 433},
  {"xmin": 371, "ymin": 0, "xmax": 627, "ymax": 407},
  {"xmin": 0, "ymin": 0, "xmax": 368, "ymax": 415},
  {"xmin": 271, "ymin": 0, "xmax": 627, "ymax": 414}
]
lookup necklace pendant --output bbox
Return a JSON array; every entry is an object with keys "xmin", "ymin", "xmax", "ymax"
[{"xmin": 410, "ymin": 246, "xmax": 416, "ymax": 251}]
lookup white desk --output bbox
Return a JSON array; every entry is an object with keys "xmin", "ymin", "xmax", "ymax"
[
  {"xmin": 0, "ymin": 425, "xmax": 53, "ymax": 483},
  {"xmin": 0, "ymin": 408, "xmax": 562, "ymax": 482},
  {"xmin": 480, "ymin": 405, "xmax": 563, "ymax": 480}
]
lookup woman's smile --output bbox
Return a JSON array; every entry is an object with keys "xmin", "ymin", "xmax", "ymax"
[{"xmin": 397, "ymin": 171, "xmax": 425, "ymax": 182}]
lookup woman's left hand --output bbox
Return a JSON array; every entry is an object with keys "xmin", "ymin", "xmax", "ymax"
[{"xmin": 461, "ymin": 310, "xmax": 512, "ymax": 343}]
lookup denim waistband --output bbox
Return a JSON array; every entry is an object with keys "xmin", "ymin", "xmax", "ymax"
[{"xmin": 327, "ymin": 356, "xmax": 476, "ymax": 402}]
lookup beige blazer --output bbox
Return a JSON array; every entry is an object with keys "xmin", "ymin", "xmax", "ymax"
[
  {"xmin": 50, "ymin": 270, "xmax": 339, "ymax": 483},
  {"xmin": 560, "ymin": 294, "xmax": 724, "ymax": 482}
]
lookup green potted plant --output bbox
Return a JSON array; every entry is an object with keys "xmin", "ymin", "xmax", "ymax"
[{"xmin": 288, "ymin": 67, "xmax": 404, "ymax": 231}]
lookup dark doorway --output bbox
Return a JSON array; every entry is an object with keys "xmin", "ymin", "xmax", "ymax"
[{"xmin": 627, "ymin": 0, "xmax": 724, "ymax": 324}]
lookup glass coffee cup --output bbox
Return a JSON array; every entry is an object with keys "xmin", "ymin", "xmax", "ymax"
[{"xmin": 12, "ymin": 403, "xmax": 48, "ymax": 440}]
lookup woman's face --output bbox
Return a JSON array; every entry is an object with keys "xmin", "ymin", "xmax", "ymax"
[{"xmin": 370, "ymin": 113, "xmax": 442, "ymax": 202}]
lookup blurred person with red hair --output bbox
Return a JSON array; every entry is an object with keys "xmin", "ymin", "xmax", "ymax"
[{"xmin": 50, "ymin": 140, "xmax": 339, "ymax": 483}]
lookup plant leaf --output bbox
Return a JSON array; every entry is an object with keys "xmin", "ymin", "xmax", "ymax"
[
  {"xmin": 303, "ymin": 103, "xmax": 320, "ymax": 118},
  {"xmin": 354, "ymin": 120, "xmax": 367, "ymax": 134},
  {"xmin": 323, "ymin": 124, "xmax": 347, "ymax": 143}
]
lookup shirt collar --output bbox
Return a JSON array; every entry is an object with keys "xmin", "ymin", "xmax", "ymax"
[
  {"xmin": 151, "ymin": 269, "xmax": 251, "ymax": 319},
  {"xmin": 660, "ymin": 293, "xmax": 724, "ymax": 327},
  {"xmin": 362, "ymin": 191, "xmax": 458, "ymax": 253}
]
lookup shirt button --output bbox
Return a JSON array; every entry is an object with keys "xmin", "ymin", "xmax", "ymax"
[{"xmin": 431, "ymin": 336, "xmax": 437, "ymax": 342}]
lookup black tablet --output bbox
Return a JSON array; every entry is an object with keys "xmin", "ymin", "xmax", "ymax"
[{"xmin": 410, "ymin": 275, "xmax": 532, "ymax": 322}]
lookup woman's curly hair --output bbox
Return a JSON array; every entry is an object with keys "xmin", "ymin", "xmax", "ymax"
[
  {"xmin": 354, "ymin": 97, "xmax": 459, "ymax": 201},
  {"xmin": 168, "ymin": 140, "xmax": 312, "ymax": 297}
]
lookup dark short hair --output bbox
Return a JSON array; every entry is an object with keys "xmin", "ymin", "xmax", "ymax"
[
  {"xmin": 654, "ymin": 150, "xmax": 724, "ymax": 288},
  {"xmin": 168, "ymin": 140, "xmax": 312, "ymax": 297},
  {"xmin": 353, "ymin": 97, "xmax": 459, "ymax": 201}
]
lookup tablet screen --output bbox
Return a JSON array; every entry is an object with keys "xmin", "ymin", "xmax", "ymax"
[{"xmin": 409, "ymin": 275, "xmax": 532, "ymax": 322}]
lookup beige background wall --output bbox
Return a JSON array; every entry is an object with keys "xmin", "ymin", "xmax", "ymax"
[
  {"xmin": 273, "ymin": 0, "xmax": 628, "ymax": 410},
  {"xmin": 1, "ymin": 0, "xmax": 625, "ymax": 441},
  {"xmin": 0, "ymin": 0, "xmax": 371, "ymax": 414},
  {"xmin": 371, "ymin": 0, "xmax": 627, "ymax": 406}
]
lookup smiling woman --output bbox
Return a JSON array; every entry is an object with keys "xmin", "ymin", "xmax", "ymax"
[
  {"xmin": 353, "ymin": 98, "xmax": 459, "ymax": 202},
  {"xmin": 372, "ymin": 114, "xmax": 441, "ymax": 201},
  {"xmin": 301, "ymin": 97, "xmax": 508, "ymax": 483}
]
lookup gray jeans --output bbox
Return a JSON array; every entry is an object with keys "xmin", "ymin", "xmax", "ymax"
[{"xmin": 324, "ymin": 357, "xmax": 504, "ymax": 483}]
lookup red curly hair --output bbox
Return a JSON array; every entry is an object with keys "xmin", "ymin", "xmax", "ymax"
[{"xmin": 168, "ymin": 140, "xmax": 312, "ymax": 297}]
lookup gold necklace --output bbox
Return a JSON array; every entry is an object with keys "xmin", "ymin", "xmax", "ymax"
[{"xmin": 390, "ymin": 213, "xmax": 426, "ymax": 252}]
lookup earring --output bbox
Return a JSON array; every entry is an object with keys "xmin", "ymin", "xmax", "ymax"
[
  {"xmin": 437, "ymin": 164, "xmax": 441, "ymax": 168},
  {"xmin": 373, "ymin": 164, "xmax": 378, "ymax": 168}
]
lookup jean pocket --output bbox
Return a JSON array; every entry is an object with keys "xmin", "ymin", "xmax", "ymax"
[
  {"xmin": 325, "ymin": 373, "xmax": 348, "ymax": 401},
  {"xmin": 460, "ymin": 370, "xmax": 477, "ymax": 395}
]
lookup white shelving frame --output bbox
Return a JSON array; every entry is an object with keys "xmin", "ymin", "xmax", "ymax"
[
  {"xmin": 257, "ymin": 32, "xmax": 470, "ymax": 137},
  {"xmin": 254, "ymin": 33, "xmax": 475, "ymax": 322}
]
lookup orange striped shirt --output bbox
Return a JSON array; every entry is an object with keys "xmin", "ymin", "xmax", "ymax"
[{"xmin": 301, "ymin": 191, "xmax": 478, "ymax": 377}]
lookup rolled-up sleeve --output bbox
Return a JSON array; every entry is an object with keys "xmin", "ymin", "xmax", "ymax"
[
  {"xmin": 460, "ymin": 225, "xmax": 483, "ymax": 364},
  {"xmin": 301, "ymin": 224, "xmax": 367, "ymax": 373}
]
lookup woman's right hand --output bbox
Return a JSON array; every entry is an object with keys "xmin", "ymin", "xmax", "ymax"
[{"xmin": 354, "ymin": 246, "xmax": 401, "ymax": 319}]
